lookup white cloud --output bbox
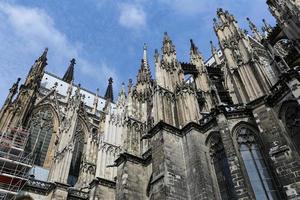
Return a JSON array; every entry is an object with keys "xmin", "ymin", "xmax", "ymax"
[
  {"xmin": 0, "ymin": 2, "xmax": 117, "ymax": 103},
  {"xmin": 118, "ymin": 3, "xmax": 146, "ymax": 30}
]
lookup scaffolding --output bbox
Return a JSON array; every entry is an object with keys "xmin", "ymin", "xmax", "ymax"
[{"xmin": 0, "ymin": 127, "xmax": 33, "ymax": 200}]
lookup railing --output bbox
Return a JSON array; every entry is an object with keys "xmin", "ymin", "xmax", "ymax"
[
  {"xmin": 25, "ymin": 179, "xmax": 55, "ymax": 194},
  {"xmin": 68, "ymin": 188, "xmax": 89, "ymax": 199}
]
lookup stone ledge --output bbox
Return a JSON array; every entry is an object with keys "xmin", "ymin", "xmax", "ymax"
[
  {"xmin": 90, "ymin": 177, "xmax": 116, "ymax": 189},
  {"xmin": 114, "ymin": 152, "xmax": 151, "ymax": 167}
]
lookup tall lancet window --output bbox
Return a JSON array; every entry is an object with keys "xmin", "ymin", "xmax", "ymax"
[
  {"xmin": 237, "ymin": 127, "xmax": 278, "ymax": 199},
  {"xmin": 27, "ymin": 108, "xmax": 54, "ymax": 166},
  {"xmin": 208, "ymin": 133, "xmax": 235, "ymax": 200},
  {"xmin": 67, "ymin": 122, "xmax": 85, "ymax": 186}
]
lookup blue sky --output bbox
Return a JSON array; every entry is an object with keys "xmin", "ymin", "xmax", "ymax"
[{"xmin": 0, "ymin": 0, "xmax": 275, "ymax": 103}]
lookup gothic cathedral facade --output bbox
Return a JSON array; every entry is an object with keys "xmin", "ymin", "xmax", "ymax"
[{"xmin": 1, "ymin": 0, "xmax": 300, "ymax": 199}]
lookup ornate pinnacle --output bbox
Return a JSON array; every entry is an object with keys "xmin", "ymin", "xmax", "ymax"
[
  {"xmin": 105, "ymin": 77, "xmax": 114, "ymax": 102},
  {"xmin": 40, "ymin": 48, "xmax": 48, "ymax": 60},
  {"xmin": 128, "ymin": 79, "xmax": 133, "ymax": 94},
  {"xmin": 63, "ymin": 58, "xmax": 76, "ymax": 83},
  {"xmin": 154, "ymin": 49, "xmax": 160, "ymax": 62},
  {"xmin": 262, "ymin": 19, "xmax": 272, "ymax": 33},
  {"xmin": 162, "ymin": 32, "xmax": 176, "ymax": 55},
  {"xmin": 190, "ymin": 39, "xmax": 197, "ymax": 54},
  {"xmin": 210, "ymin": 41, "xmax": 217, "ymax": 54},
  {"xmin": 246, "ymin": 17, "xmax": 257, "ymax": 31}
]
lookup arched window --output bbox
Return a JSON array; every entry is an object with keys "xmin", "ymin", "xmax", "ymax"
[
  {"xmin": 281, "ymin": 101, "xmax": 300, "ymax": 153},
  {"xmin": 208, "ymin": 133, "xmax": 235, "ymax": 200},
  {"xmin": 67, "ymin": 121, "xmax": 85, "ymax": 186},
  {"xmin": 237, "ymin": 127, "xmax": 279, "ymax": 199},
  {"xmin": 27, "ymin": 107, "xmax": 54, "ymax": 166}
]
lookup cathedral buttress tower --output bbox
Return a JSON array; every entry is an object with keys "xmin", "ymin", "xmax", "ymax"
[
  {"xmin": 190, "ymin": 39, "xmax": 214, "ymax": 112},
  {"xmin": 0, "ymin": 48, "xmax": 48, "ymax": 132},
  {"xmin": 214, "ymin": 9, "xmax": 271, "ymax": 103},
  {"xmin": 155, "ymin": 32, "xmax": 184, "ymax": 92}
]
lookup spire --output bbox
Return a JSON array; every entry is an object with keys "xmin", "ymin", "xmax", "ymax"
[
  {"xmin": 137, "ymin": 44, "xmax": 152, "ymax": 84},
  {"xmin": 128, "ymin": 79, "xmax": 133, "ymax": 94},
  {"xmin": 24, "ymin": 48, "xmax": 48, "ymax": 88},
  {"xmin": 104, "ymin": 77, "xmax": 114, "ymax": 102},
  {"xmin": 246, "ymin": 17, "xmax": 262, "ymax": 41},
  {"xmin": 162, "ymin": 32, "xmax": 176, "ymax": 56},
  {"xmin": 143, "ymin": 43, "xmax": 148, "ymax": 66},
  {"xmin": 190, "ymin": 39, "xmax": 198, "ymax": 55},
  {"xmin": 210, "ymin": 41, "xmax": 221, "ymax": 65},
  {"xmin": 39, "ymin": 48, "xmax": 48, "ymax": 62},
  {"xmin": 190, "ymin": 39, "xmax": 204, "ymax": 65},
  {"xmin": 63, "ymin": 58, "xmax": 76, "ymax": 83},
  {"xmin": 262, "ymin": 19, "xmax": 272, "ymax": 33},
  {"xmin": 2, "ymin": 78, "xmax": 20, "ymax": 107},
  {"xmin": 154, "ymin": 49, "xmax": 160, "ymax": 63}
]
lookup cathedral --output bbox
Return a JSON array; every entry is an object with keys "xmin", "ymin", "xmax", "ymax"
[{"xmin": 0, "ymin": 0, "xmax": 300, "ymax": 199}]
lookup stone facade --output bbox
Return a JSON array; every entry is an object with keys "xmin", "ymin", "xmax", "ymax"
[{"xmin": 2, "ymin": 1, "xmax": 300, "ymax": 199}]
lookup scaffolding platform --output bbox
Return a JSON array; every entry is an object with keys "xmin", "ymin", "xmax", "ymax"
[{"xmin": 0, "ymin": 127, "xmax": 33, "ymax": 200}]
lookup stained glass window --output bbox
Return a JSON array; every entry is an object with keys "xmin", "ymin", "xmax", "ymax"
[
  {"xmin": 67, "ymin": 122, "xmax": 85, "ymax": 186},
  {"xmin": 209, "ymin": 133, "xmax": 235, "ymax": 199},
  {"xmin": 237, "ymin": 127, "xmax": 278, "ymax": 199},
  {"xmin": 27, "ymin": 108, "xmax": 54, "ymax": 166}
]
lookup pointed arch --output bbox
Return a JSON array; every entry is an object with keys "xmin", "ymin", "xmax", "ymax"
[
  {"xmin": 26, "ymin": 103, "xmax": 60, "ymax": 168},
  {"xmin": 206, "ymin": 131, "xmax": 236, "ymax": 199},
  {"xmin": 67, "ymin": 117, "xmax": 88, "ymax": 186},
  {"xmin": 278, "ymin": 100, "xmax": 300, "ymax": 153},
  {"xmin": 232, "ymin": 122, "xmax": 280, "ymax": 199}
]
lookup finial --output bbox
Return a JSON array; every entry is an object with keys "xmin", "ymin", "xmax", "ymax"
[
  {"xmin": 216, "ymin": 8, "xmax": 224, "ymax": 16},
  {"xmin": 39, "ymin": 48, "xmax": 48, "ymax": 60},
  {"xmin": 70, "ymin": 58, "xmax": 76, "ymax": 65},
  {"xmin": 108, "ymin": 77, "xmax": 113, "ymax": 84}
]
